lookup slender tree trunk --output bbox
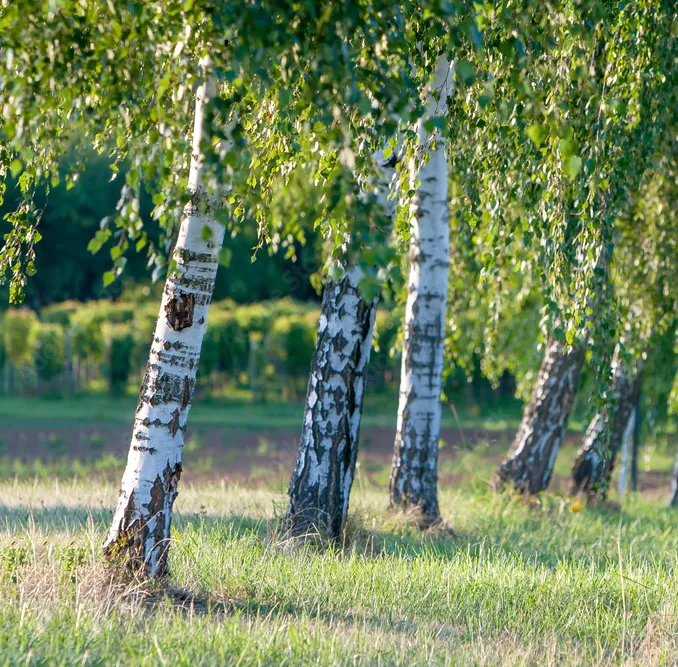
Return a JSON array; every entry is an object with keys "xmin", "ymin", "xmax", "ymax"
[
  {"xmin": 630, "ymin": 389, "xmax": 641, "ymax": 492},
  {"xmin": 569, "ymin": 346, "xmax": 643, "ymax": 501},
  {"xmin": 617, "ymin": 407, "xmax": 635, "ymax": 496},
  {"xmin": 104, "ymin": 79, "xmax": 225, "ymax": 577},
  {"xmin": 284, "ymin": 151, "xmax": 397, "ymax": 539},
  {"xmin": 668, "ymin": 447, "xmax": 678, "ymax": 508},
  {"xmin": 389, "ymin": 55, "xmax": 453, "ymax": 523},
  {"xmin": 494, "ymin": 337, "xmax": 585, "ymax": 494}
]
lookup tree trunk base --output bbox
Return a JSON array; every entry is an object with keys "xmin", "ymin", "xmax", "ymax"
[{"xmin": 104, "ymin": 461, "xmax": 182, "ymax": 578}]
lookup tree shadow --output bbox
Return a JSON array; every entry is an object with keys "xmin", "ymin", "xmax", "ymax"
[
  {"xmin": 2, "ymin": 498, "xmax": 675, "ymax": 573},
  {"xmin": 0, "ymin": 504, "xmax": 269, "ymax": 538}
]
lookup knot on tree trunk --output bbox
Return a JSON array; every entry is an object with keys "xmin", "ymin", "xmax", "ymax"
[{"xmin": 165, "ymin": 292, "xmax": 196, "ymax": 331}]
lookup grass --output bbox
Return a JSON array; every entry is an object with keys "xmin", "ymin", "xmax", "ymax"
[
  {"xmin": 2, "ymin": 390, "xmax": 677, "ymax": 663},
  {"xmin": 2, "ymin": 477, "xmax": 678, "ymax": 665},
  {"xmin": 0, "ymin": 390, "xmax": 525, "ymax": 431}
]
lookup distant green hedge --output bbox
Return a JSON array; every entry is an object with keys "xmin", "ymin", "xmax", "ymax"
[{"xmin": 0, "ymin": 299, "xmax": 402, "ymax": 398}]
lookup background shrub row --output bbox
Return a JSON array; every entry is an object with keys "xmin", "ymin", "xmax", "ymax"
[{"xmin": 0, "ymin": 299, "xmax": 401, "ymax": 398}]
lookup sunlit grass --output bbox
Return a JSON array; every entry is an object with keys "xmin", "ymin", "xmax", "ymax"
[{"xmin": 2, "ymin": 479, "xmax": 678, "ymax": 665}]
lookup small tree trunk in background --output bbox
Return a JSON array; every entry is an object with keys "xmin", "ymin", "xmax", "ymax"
[
  {"xmin": 389, "ymin": 55, "xmax": 453, "ymax": 524},
  {"xmin": 630, "ymin": 390, "xmax": 641, "ymax": 492},
  {"xmin": 262, "ymin": 334, "xmax": 270, "ymax": 403},
  {"xmin": 64, "ymin": 329, "xmax": 73, "ymax": 396},
  {"xmin": 616, "ymin": 408, "xmax": 635, "ymax": 496},
  {"xmin": 249, "ymin": 334, "xmax": 260, "ymax": 403},
  {"xmin": 668, "ymin": 447, "xmax": 678, "ymax": 507},
  {"xmin": 104, "ymin": 79, "xmax": 225, "ymax": 577},
  {"xmin": 493, "ymin": 337, "xmax": 585, "ymax": 494},
  {"xmin": 570, "ymin": 346, "xmax": 643, "ymax": 501},
  {"xmin": 284, "ymin": 152, "xmax": 397, "ymax": 539}
]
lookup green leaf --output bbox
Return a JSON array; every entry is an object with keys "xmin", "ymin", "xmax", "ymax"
[
  {"xmin": 358, "ymin": 96, "xmax": 373, "ymax": 116},
  {"xmin": 157, "ymin": 75, "xmax": 171, "ymax": 102},
  {"xmin": 219, "ymin": 248, "xmax": 233, "ymax": 267},
  {"xmin": 278, "ymin": 88, "xmax": 292, "ymax": 109},
  {"xmin": 558, "ymin": 137, "xmax": 578, "ymax": 158},
  {"xmin": 564, "ymin": 155, "xmax": 582, "ymax": 180},
  {"xmin": 525, "ymin": 125, "xmax": 547, "ymax": 147},
  {"xmin": 456, "ymin": 60, "xmax": 475, "ymax": 85},
  {"xmin": 358, "ymin": 276, "xmax": 380, "ymax": 302},
  {"xmin": 9, "ymin": 159, "xmax": 22, "ymax": 179},
  {"xmin": 103, "ymin": 271, "xmax": 116, "ymax": 287},
  {"xmin": 329, "ymin": 263, "xmax": 344, "ymax": 283}
]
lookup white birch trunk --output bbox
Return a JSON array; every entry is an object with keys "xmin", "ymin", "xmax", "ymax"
[
  {"xmin": 284, "ymin": 149, "xmax": 397, "ymax": 539},
  {"xmin": 668, "ymin": 447, "xmax": 678, "ymax": 507},
  {"xmin": 104, "ymin": 79, "xmax": 226, "ymax": 577},
  {"xmin": 389, "ymin": 55, "xmax": 453, "ymax": 522},
  {"xmin": 617, "ymin": 408, "xmax": 635, "ymax": 496}
]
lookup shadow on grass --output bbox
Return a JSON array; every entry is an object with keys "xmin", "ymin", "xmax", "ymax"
[
  {"xmin": 4, "ymin": 497, "xmax": 677, "ymax": 573},
  {"xmin": 0, "ymin": 504, "xmax": 271, "ymax": 539}
]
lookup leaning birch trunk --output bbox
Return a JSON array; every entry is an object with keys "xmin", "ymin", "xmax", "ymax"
[
  {"xmin": 493, "ymin": 241, "xmax": 614, "ymax": 495},
  {"xmin": 104, "ymin": 79, "xmax": 226, "ymax": 577},
  {"xmin": 283, "ymin": 151, "xmax": 397, "ymax": 539},
  {"xmin": 570, "ymin": 346, "xmax": 643, "ymax": 501},
  {"xmin": 388, "ymin": 56, "xmax": 453, "ymax": 524},
  {"xmin": 493, "ymin": 338, "xmax": 585, "ymax": 494}
]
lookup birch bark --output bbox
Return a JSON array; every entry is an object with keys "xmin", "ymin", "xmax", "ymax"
[
  {"xmin": 388, "ymin": 55, "xmax": 453, "ymax": 523},
  {"xmin": 494, "ymin": 243, "xmax": 614, "ymax": 495},
  {"xmin": 284, "ymin": 150, "xmax": 397, "ymax": 539},
  {"xmin": 570, "ymin": 345, "xmax": 643, "ymax": 501},
  {"xmin": 493, "ymin": 338, "xmax": 585, "ymax": 494},
  {"xmin": 104, "ymin": 79, "xmax": 226, "ymax": 577}
]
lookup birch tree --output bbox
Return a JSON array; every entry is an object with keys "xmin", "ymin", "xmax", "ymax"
[
  {"xmin": 573, "ymin": 149, "xmax": 678, "ymax": 503},
  {"xmin": 283, "ymin": 150, "xmax": 398, "ymax": 538},
  {"xmin": 669, "ymin": 362, "xmax": 678, "ymax": 506},
  {"xmin": 103, "ymin": 78, "xmax": 225, "ymax": 575},
  {"xmin": 388, "ymin": 55, "xmax": 453, "ymax": 524},
  {"xmin": 491, "ymin": 5, "xmax": 675, "ymax": 495},
  {"xmin": 616, "ymin": 402, "xmax": 638, "ymax": 497}
]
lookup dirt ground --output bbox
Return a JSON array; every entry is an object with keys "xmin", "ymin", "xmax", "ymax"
[{"xmin": 3, "ymin": 422, "xmax": 675, "ymax": 498}]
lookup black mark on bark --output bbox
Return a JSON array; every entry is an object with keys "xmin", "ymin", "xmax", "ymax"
[{"xmin": 165, "ymin": 293, "xmax": 196, "ymax": 331}]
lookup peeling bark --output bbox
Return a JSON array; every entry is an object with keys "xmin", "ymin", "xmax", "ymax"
[
  {"xmin": 570, "ymin": 345, "xmax": 643, "ymax": 501},
  {"xmin": 284, "ymin": 153, "xmax": 397, "ymax": 539},
  {"xmin": 389, "ymin": 56, "xmax": 453, "ymax": 523},
  {"xmin": 494, "ymin": 337, "xmax": 585, "ymax": 495},
  {"xmin": 104, "ymin": 79, "xmax": 226, "ymax": 577}
]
